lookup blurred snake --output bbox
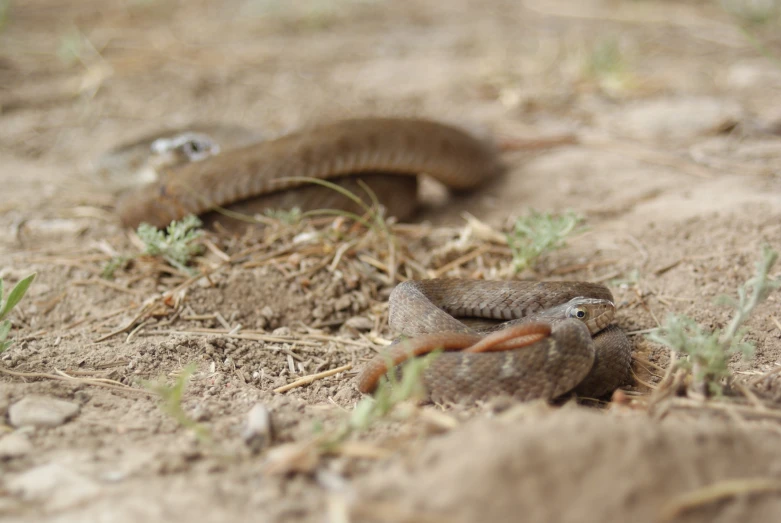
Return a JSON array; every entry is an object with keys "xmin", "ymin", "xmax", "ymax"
[{"xmin": 97, "ymin": 117, "xmax": 577, "ymax": 229}]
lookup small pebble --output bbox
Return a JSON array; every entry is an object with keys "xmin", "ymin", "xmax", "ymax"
[
  {"xmin": 344, "ymin": 316, "xmax": 373, "ymax": 332},
  {"xmin": 242, "ymin": 403, "xmax": 274, "ymax": 452},
  {"xmin": 7, "ymin": 463, "xmax": 100, "ymax": 511},
  {"xmin": 8, "ymin": 396, "xmax": 80, "ymax": 428},
  {"xmin": 334, "ymin": 295, "xmax": 352, "ymax": 311},
  {"xmin": 0, "ymin": 432, "xmax": 33, "ymax": 458}
]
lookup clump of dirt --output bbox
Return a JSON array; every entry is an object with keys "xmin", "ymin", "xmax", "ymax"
[{"xmin": 356, "ymin": 406, "xmax": 781, "ymax": 523}]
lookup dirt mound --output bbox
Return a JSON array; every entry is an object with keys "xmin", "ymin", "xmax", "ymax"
[{"xmin": 357, "ymin": 407, "xmax": 781, "ymax": 523}]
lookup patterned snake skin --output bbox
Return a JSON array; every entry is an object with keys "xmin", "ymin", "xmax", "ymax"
[{"xmin": 356, "ymin": 279, "xmax": 633, "ymax": 403}]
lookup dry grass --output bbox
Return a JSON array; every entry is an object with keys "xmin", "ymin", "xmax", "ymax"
[
  {"xmin": 5, "ymin": 179, "xmax": 778, "ymax": 425},
  {"xmin": 7, "ymin": 200, "xmax": 780, "ymax": 441}
]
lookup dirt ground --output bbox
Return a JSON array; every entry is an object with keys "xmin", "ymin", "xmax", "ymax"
[{"xmin": 2, "ymin": 0, "xmax": 781, "ymax": 522}]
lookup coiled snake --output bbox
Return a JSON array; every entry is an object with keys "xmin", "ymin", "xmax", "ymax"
[{"xmin": 356, "ymin": 279, "xmax": 632, "ymax": 403}]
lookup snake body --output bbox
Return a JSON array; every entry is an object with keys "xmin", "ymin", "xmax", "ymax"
[
  {"xmin": 356, "ymin": 280, "xmax": 632, "ymax": 403},
  {"xmin": 113, "ymin": 118, "xmax": 502, "ymax": 229}
]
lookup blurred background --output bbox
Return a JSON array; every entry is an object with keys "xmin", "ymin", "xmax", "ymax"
[{"xmin": 2, "ymin": 0, "xmax": 780, "ymax": 182}]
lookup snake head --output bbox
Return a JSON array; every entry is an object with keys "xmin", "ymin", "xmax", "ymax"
[
  {"xmin": 95, "ymin": 123, "xmax": 264, "ymax": 197},
  {"xmin": 564, "ymin": 297, "xmax": 615, "ymax": 333},
  {"xmin": 534, "ymin": 297, "xmax": 615, "ymax": 334},
  {"xmin": 149, "ymin": 132, "xmax": 222, "ymax": 168}
]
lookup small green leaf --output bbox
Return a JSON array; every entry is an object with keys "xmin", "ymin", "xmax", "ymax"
[
  {"xmin": 507, "ymin": 209, "xmax": 585, "ymax": 272},
  {"xmin": 0, "ymin": 273, "xmax": 36, "ymax": 322},
  {"xmin": 646, "ymin": 246, "xmax": 779, "ymax": 395},
  {"xmin": 136, "ymin": 216, "xmax": 203, "ymax": 274},
  {"xmin": 0, "ymin": 320, "xmax": 11, "ymax": 342},
  {"xmin": 144, "ymin": 362, "xmax": 211, "ymax": 443},
  {"xmin": 0, "ymin": 320, "xmax": 11, "ymax": 353}
]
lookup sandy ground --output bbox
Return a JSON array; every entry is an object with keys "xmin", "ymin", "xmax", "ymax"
[{"xmin": 2, "ymin": 0, "xmax": 781, "ymax": 522}]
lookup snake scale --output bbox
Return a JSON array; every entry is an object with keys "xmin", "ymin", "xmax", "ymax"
[{"xmin": 103, "ymin": 117, "xmax": 632, "ymax": 402}]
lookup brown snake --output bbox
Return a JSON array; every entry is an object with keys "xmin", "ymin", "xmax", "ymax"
[
  {"xmin": 111, "ymin": 117, "xmax": 505, "ymax": 229},
  {"xmin": 356, "ymin": 279, "xmax": 632, "ymax": 403},
  {"xmin": 102, "ymin": 117, "xmax": 629, "ymax": 402}
]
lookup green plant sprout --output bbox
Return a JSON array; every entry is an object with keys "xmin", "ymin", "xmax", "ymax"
[
  {"xmin": 0, "ymin": 273, "xmax": 36, "ymax": 353},
  {"xmin": 507, "ymin": 209, "xmax": 585, "ymax": 273},
  {"xmin": 136, "ymin": 215, "xmax": 204, "ymax": 274},
  {"xmin": 721, "ymin": 0, "xmax": 780, "ymax": 26},
  {"xmin": 146, "ymin": 363, "xmax": 211, "ymax": 443},
  {"xmin": 648, "ymin": 246, "xmax": 780, "ymax": 396},
  {"xmin": 349, "ymin": 348, "xmax": 439, "ymax": 432},
  {"xmin": 721, "ymin": 0, "xmax": 781, "ymax": 70},
  {"xmin": 585, "ymin": 38, "xmax": 626, "ymax": 79},
  {"xmin": 0, "ymin": 0, "xmax": 10, "ymax": 33},
  {"xmin": 310, "ymin": 348, "xmax": 439, "ymax": 454},
  {"xmin": 101, "ymin": 255, "xmax": 132, "ymax": 280}
]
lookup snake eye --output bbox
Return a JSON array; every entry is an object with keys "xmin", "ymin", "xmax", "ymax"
[
  {"xmin": 183, "ymin": 139, "xmax": 209, "ymax": 157},
  {"xmin": 180, "ymin": 137, "xmax": 218, "ymax": 162},
  {"xmin": 569, "ymin": 306, "xmax": 589, "ymax": 321},
  {"xmin": 185, "ymin": 140, "xmax": 203, "ymax": 153}
]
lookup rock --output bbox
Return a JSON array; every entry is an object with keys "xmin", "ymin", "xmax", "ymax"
[
  {"xmin": 271, "ymin": 326, "xmax": 292, "ymax": 337},
  {"xmin": 334, "ymin": 295, "xmax": 352, "ymax": 311},
  {"xmin": 242, "ymin": 403, "xmax": 273, "ymax": 452},
  {"xmin": 8, "ymin": 396, "xmax": 80, "ymax": 428},
  {"xmin": 6, "ymin": 463, "xmax": 100, "ymax": 511},
  {"xmin": 344, "ymin": 316, "xmax": 374, "ymax": 332},
  {"xmin": 726, "ymin": 62, "xmax": 781, "ymax": 89},
  {"xmin": 0, "ymin": 432, "xmax": 32, "ymax": 458}
]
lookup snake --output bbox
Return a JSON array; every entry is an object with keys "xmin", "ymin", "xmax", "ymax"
[
  {"xmin": 104, "ymin": 117, "xmax": 505, "ymax": 229},
  {"xmin": 98, "ymin": 117, "xmax": 629, "ymax": 402},
  {"xmin": 355, "ymin": 279, "xmax": 633, "ymax": 403}
]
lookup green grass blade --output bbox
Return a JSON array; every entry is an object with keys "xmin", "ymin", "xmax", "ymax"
[
  {"xmin": 356, "ymin": 178, "xmax": 383, "ymax": 217},
  {"xmin": 282, "ymin": 176, "xmax": 374, "ymax": 216},
  {"xmin": 0, "ymin": 273, "xmax": 36, "ymax": 322},
  {"xmin": 0, "ymin": 320, "xmax": 11, "ymax": 344}
]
